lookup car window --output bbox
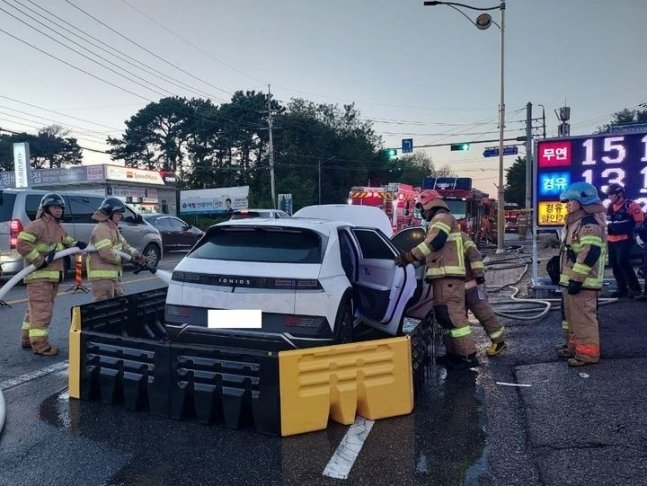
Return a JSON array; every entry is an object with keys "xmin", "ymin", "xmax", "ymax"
[
  {"xmin": 190, "ymin": 227, "xmax": 323, "ymax": 263},
  {"xmin": 391, "ymin": 227, "xmax": 427, "ymax": 253},
  {"xmin": 168, "ymin": 217, "xmax": 186, "ymax": 229},
  {"xmin": 0, "ymin": 192, "xmax": 17, "ymax": 222},
  {"xmin": 352, "ymin": 229, "xmax": 396, "ymax": 259},
  {"xmin": 68, "ymin": 195, "xmax": 102, "ymax": 224},
  {"xmin": 153, "ymin": 217, "xmax": 170, "ymax": 228},
  {"xmin": 122, "ymin": 206, "xmax": 138, "ymax": 224},
  {"xmin": 25, "ymin": 194, "xmax": 73, "ymax": 223}
]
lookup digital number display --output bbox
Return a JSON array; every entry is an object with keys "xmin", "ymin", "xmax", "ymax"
[{"xmin": 535, "ymin": 131, "xmax": 647, "ymax": 226}]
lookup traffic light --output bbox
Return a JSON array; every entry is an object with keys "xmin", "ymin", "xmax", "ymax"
[
  {"xmin": 450, "ymin": 143, "xmax": 470, "ymax": 151},
  {"xmin": 382, "ymin": 148, "xmax": 397, "ymax": 160}
]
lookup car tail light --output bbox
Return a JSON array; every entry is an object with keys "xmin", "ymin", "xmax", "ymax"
[
  {"xmin": 166, "ymin": 304, "xmax": 192, "ymax": 318},
  {"xmin": 10, "ymin": 219, "xmax": 23, "ymax": 250},
  {"xmin": 282, "ymin": 315, "xmax": 326, "ymax": 328}
]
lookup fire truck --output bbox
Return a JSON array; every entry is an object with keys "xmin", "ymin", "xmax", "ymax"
[
  {"xmin": 349, "ymin": 183, "xmax": 420, "ymax": 232},
  {"xmin": 421, "ymin": 177, "xmax": 495, "ymax": 244}
]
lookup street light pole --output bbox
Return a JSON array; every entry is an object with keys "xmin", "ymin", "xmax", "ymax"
[{"xmin": 423, "ymin": 0, "xmax": 506, "ymax": 252}]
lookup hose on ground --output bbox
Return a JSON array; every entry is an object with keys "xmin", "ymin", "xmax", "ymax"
[{"xmin": 0, "ymin": 388, "xmax": 5, "ymax": 437}]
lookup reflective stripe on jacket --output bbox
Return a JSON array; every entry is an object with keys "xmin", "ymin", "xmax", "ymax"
[
  {"xmin": 87, "ymin": 218, "xmax": 137, "ymax": 280},
  {"xmin": 16, "ymin": 213, "xmax": 76, "ymax": 282},
  {"xmin": 412, "ymin": 211, "xmax": 466, "ymax": 280},
  {"xmin": 560, "ymin": 209, "xmax": 607, "ymax": 290},
  {"xmin": 462, "ymin": 232, "xmax": 484, "ymax": 281}
]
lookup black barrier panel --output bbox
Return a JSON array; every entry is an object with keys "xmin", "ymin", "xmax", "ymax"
[
  {"xmin": 78, "ymin": 290, "xmax": 171, "ymax": 417},
  {"xmin": 169, "ymin": 327, "xmax": 291, "ymax": 435}
]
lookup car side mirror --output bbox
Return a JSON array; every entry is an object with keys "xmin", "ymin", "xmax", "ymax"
[{"xmin": 136, "ymin": 214, "xmax": 144, "ymax": 224}]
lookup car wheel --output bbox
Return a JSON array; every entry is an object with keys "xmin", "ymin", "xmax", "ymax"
[
  {"xmin": 333, "ymin": 292, "xmax": 354, "ymax": 344},
  {"xmin": 143, "ymin": 243, "xmax": 161, "ymax": 267}
]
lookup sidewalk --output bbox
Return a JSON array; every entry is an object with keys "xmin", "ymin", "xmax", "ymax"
[{"xmin": 474, "ymin": 243, "xmax": 647, "ymax": 485}]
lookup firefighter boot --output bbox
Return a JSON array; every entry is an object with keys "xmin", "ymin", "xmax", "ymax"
[
  {"xmin": 556, "ymin": 344, "xmax": 574, "ymax": 359},
  {"xmin": 568, "ymin": 357, "xmax": 599, "ymax": 367},
  {"xmin": 21, "ymin": 330, "xmax": 31, "ymax": 349},
  {"xmin": 31, "ymin": 338, "xmax": 60, "ymax": 356},
  {"xmin": 435, "ymin": 353, "xmax": 460, "ymax": 367},
  {"xmin": 486, "ymin": 341, "xmax": 506, "ymax": 357}
]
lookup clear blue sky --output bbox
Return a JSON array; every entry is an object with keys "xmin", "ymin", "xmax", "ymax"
[{"xmin": 1, "ymin": 0, "xmax": 645, "ymax": 195}]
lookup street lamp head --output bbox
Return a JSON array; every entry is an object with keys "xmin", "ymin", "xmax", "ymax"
[{"xmin": 475, "ymin": 13, "xmax": 492, "ymax": 29}]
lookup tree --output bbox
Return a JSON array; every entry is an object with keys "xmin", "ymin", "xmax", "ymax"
[
  {"xmin": 396, "ymin": 152, "xmax": 455, "ymax": 186},
  {"xmin": 597, "ymin": 107, "xmax": 647, "ymax": 133},
  {"xmin": 504, "ymin": 156, "xmax": 527, "ymax": 207},
  {"xmin": 0, "ymin": 125, "xmax": 82, "ymax": 170}
]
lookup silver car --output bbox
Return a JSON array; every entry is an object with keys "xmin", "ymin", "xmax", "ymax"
[{"xmin": 0, "ymin": 189, "xmax": 163, "ymax": 276}]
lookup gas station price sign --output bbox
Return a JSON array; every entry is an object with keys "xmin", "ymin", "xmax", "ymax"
[{"xmin": 535, "ymin": 131, "xmax": 647, "ymax": 226}]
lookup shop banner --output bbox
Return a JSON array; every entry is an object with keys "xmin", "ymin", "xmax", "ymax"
[{"xmin": 180, "ymin": 186, "xmax": 249, "ymax": 214}]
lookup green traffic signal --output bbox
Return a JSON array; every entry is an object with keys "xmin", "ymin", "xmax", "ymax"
[
  {"xmin": 450, "ymin": 143, "xmax": 470, "ymax": 151},
  {"xmin": 381, "ymin": 148, "xmax": 398, "ymax": 160}
]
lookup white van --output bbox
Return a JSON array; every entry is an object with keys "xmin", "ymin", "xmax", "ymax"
[{"xmin": 0, "ymin": 188, "xmax": 163, "ymax": 276}]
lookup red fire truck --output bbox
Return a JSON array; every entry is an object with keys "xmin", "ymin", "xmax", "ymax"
[
  {"xmin": 421, "ymin": 177, "xmax": 495, "ymax": 244},
  {"xmin": 349, "ymin": 183, "xmax": 420, "ymax": 232}
]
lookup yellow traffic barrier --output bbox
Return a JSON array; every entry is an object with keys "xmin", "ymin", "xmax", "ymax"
[
  {"xmin": 68, "ymin": 306, "xmax": 82, "ymax": 399},
  {"xmin": 278, "ymin": 336, "xmax": 414, "ymax": 436}
]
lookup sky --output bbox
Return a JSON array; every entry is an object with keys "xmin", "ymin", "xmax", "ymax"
[{"xmin": 1, "ymin": 0, "xmax": 646, "ymax": 196}]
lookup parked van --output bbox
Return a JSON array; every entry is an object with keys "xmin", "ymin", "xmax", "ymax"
[{"xmin": 0, "ymin": 188, "xmax": 163, "ymax": 276}]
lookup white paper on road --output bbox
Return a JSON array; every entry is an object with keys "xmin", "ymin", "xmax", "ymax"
[{"xmin": 323, "ymin": 416, "xmax": 375, "ymax": 480}]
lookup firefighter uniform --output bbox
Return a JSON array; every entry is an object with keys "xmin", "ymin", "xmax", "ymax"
[
  {"xmin": 16, "ymin": 194, "xmax": 81, "ymax": 355},
  {"xmin": 462, "ymin": 232, "xmax": 506, "ymax": 356},
  {"xmin": 396, "ymin": 190, "xmax": 477, "ymax": 368},
  {"xmin": 87, "ymin": 198, "xmax": 142, "ymax": 301},
  {"xmin": 558, "ymin": 182, "xmax": 607, "ymax": 367},
  {"xmin": 606, "ymin": 183, "xmax": 644, "ymax": 297}
]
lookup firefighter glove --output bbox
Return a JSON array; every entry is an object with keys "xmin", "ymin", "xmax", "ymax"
[
  {"xmin": 475, "ymin": 276, "xmax": 486, "ymax": 285},
  {"xmin": 39, "ymin": 249, "xmax": 57, "ymax": 268},
  {"xmin": 75, "ymin": 240, "xmax": 88, "ymax": 250},
  {"xmin": 394, "ymin": 252, "xmax": 415, "ymax": 267},
  {"xmin": 567, "ymin": 280, "xmax": 583, "ymax": 295}
]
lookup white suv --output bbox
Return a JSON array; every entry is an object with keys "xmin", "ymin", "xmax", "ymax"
[{"xmin": 165, "ymin": 208, "xmax": 417, "ymax": 348}]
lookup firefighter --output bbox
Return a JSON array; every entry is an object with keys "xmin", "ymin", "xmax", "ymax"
[
  {"xmin": 87, "ymin": 197, "xmax": 144, "ymax": 301},
  {"xmin": 395, "ymin": 189, "xmax": 478, "ymax": 370},
  {"xmin": 462, "ymin": 232, "xmax": 506, "ymax": 356},
  {"xmin": 605, "ymin": 183, "xmax": 644, "ymax": 298},
  {"xmin": 17, "ymin": 193, "xmax": 87, "ymax": 355},
  {"xmin": 557, "ymin": 182, "xmax": 607, "ymax": 366}
]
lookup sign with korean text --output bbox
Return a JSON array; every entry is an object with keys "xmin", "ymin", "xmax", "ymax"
[
  {"xmin": 105, "ymin": 165, "xmax": 165, "ymax": 185},
  {"xmin": 180, "ymin": 186, "xmax": 249, "ymax": 214},
  {"xmin": 13, "ymin": 142, "xmax": 31, "ymax": 189},
  {"xmin": 535, "ymin": 131, "xmax": 647, "ymax": 226}
]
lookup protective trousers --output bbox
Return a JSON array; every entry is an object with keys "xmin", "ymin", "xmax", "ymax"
[
  {"xmin": 431, "ymin": 277, "xmax": 476, "ymax": 357},
  {"xmin": 23, "ymin": 280, "xmax": 59, "ymax": 353},
  {"xmin": 563, "ymin": 289, "xmax": 600, "ymax": 363},
  {"xmin": 465, "ymin": 287, "xmax": 505, "ymax": 343},
  {"xmin": 91, "ymin": 279, "xmax": 125, "ymax": 302}
]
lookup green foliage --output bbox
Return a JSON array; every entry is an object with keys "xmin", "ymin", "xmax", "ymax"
[
  {"xmin": 504, "ymin": 156, "xmax": 527, "ymax": 207},
  {"xmin": 0, "ymin": 124, "xmax": 82, "ymax": 171},
  {"xmin": 597, "ymin": 108, "xmax": 647, "ymax": 133}
]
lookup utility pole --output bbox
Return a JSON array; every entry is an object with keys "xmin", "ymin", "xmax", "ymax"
[
  {"xmin": 267, "ymin": 84, "xmax": 276, "ymax": 209},
  {"xmin": 525, "ymin": 102, "xmax": 533, "ymax": 211}
]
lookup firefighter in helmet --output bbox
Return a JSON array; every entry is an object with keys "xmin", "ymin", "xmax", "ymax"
[
  {"xmin": 605, "ymin": 182, "xmax": 644, "ymax": 298},
  {"xmin": 87, "ymin": 197, "xmax": 145, "ymax": 301},
  {"xmin": 395, "ymin": 189, "xmax": 478, "ymax": 370},
  {"xmin": 17, "ymin": 193, "xmax": 87, "ymax": 355},
  {"xmin": 557, "ymin": 181, "xmax": 606, "ymax": 366}
]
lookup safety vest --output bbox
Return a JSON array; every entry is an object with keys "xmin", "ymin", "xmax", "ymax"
[
  {"xmin": 87, "ymin": 219, "xmax": 137, "ymax": 280},
  {"xmin": 559, "ymin": 212, "xmax": 607, "ymax": 290},
  {"xmin": 607, "ymin": 200, "xmax": 633, "ymax": 236},
  {"xmin": 16, "ymin": 214, "xmax": 76, "ymax": 282},
  {"xmin": 413, "ymin": 211, "xmax": 466, "ymax": 280}
]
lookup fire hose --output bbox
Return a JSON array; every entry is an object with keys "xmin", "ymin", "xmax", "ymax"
[{"xmin": 0, "ymin": 246, "xmax": 171, "ymax": 305}]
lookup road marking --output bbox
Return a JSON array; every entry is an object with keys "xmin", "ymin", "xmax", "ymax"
[
  {"xmin": 0, "ymin": 361, "xmax": 69, "ymax": 391},
  {"xmin": 496, "ymin": 381, "xmax": 532, "ymax": 387},
  {"xmin": 322, "ymin": 416, "xmax": 375, "ymax": 480}
]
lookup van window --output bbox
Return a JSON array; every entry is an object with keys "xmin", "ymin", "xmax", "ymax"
[
  {"xmin": 122, "ymin": 206, "xmax": 139, "ymax": 224},
  {"xmin": 0, "ymin": 192, "xmax": 17, "ymax": 222},
  {"xmin": 25, "ymin": 194, "xmax": 72, "ymax": 223},
  {"xmin": 68, "ymin": 196, "xmax": 103, "ymax": 224}
]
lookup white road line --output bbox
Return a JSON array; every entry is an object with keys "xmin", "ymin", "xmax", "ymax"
[
  {"xmin": 322, "ymin": 416, "xmax": 375, "ymax": 480},
  {"xmin": 0, "ymin": 361, "xmax": 69, "ymax": 391},
  {"xmin": 495, "ymin": 381, "xmax": 532, "ymax": 387}
]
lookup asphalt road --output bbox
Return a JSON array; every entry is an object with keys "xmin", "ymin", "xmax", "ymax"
[{"xmin": 1, "ymin": 251, "xmax": 647, "ymax": 485}]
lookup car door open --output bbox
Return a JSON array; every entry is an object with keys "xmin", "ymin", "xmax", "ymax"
[{"xmin": 348, "ymin": 227, "xmax": 416, "ymax": 335}]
